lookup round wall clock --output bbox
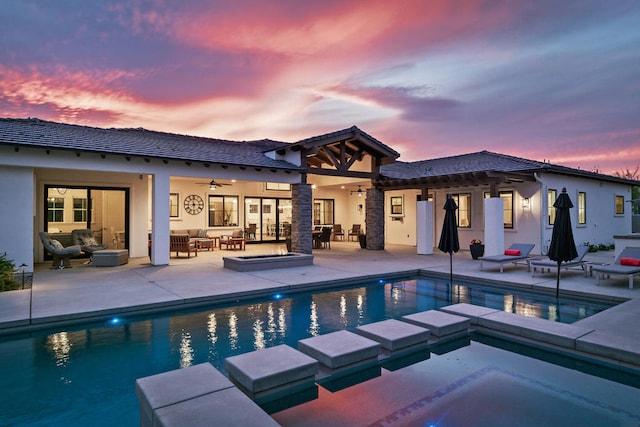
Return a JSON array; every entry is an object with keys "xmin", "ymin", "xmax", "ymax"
[{"xmin": 184, "ymin": 194, "xmax": 204, "ymax": 215}]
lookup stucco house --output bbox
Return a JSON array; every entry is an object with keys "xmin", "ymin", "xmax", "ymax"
[{"xmin": 0, "ymin": 118, "xmax": 636, "ymax": 272}]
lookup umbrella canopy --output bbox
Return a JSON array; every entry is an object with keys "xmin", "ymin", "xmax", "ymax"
[
  {"xmin": 548, "ymin": 187, "xmax": 578, "ymax": 298},
  {"xmin": 438, "ymin": 194, "xmax": 460, "ymax": 285}
]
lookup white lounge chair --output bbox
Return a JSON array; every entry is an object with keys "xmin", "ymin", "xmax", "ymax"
[
  {"xmin": 530, "ymin": 245, "xmax": 590, "ymax": 277},
  {"xmin": 479, "ymin": 243, "xmax": 535, "ymax": 273},
  {"xmin": 592, "ymin": 247, "xmax": 640, "ymax": 289}
]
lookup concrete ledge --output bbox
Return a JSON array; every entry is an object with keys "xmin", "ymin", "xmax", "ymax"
[
  {"xmin": 576, "ymin": 331, "xmax": 640, "ymax": 366},
  {"xmin": 223, "ymin": 253, "xmax": 313, "ymax": 272},
  {"xmin": 154, "ymin": 387, "xmax": 280, "ymax": 427},
  {"xmin": 478, "ymin": 311, "xmax": 594, "ymax": 349},
  {"xmin": 401, "ymin": 310, "xmax": 470, "ymax": 337},
  {"xmin": 224, "ymin": 344, "xmax": 318, "ymax": 402},
  {"xmin": 298, "ymin": 330, "xmax": 381, "ymax": 370},
  {"xmin": 440, "ymin": 303, "xmax": 501, "ymax": 325},
  {"xmin": 355, "ymin": 319, "xmax": 430, "ymax": 353}
]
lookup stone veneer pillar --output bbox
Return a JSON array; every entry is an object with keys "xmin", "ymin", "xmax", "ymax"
[
  {"xmin": 292, "ymin": 183, "xmax": 313, "ymax": 254},
  {"xmin": 365, "ymin": 187, "xmax": 385, "ymax": 250}
]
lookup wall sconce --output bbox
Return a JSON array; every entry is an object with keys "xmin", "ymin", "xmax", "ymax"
[
  {"xmin": 357, "ymin": 204, "xmax": 363, "ymax": 213},
  {"xmin": 522, "ymin": 197, "xmax": 530, "ymax": 209}
]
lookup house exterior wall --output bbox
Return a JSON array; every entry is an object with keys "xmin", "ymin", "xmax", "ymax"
[
  {"xmin": 0, "ymin": 166, "xmax": 35, "ymax": 271},
  {"xmin": 538, "ymin": 173, "xmax": 633, "ymax": 251}
]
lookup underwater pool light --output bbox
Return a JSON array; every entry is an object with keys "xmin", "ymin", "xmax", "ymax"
[
  {"xmin": 108, "ymin": 317, "xmax": 121, "ymax": 326},
  {"xmin": 273, "ymin": 293, "xmax": 283, "ymax": 300}
]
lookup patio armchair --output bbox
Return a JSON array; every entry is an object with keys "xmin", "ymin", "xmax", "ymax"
[
  {"xmin": 219, "ymin": 230, "xmax": 246, "ymax": 250},
  {"xmin": 170, "ymin": 234, "xmax": 198, "ymax": 258},
  {"xmin": 348, "ymin": 224, "xmax": 361, "ymax": 241},
  {"xmin": 39, "ymin": 231, "xmax": 82, "ymax": 269},
  {"xmin": 245, "ymin": 223, "xmax": 257, "ymax": 240},
  {"xmin": 72, "ymin": 229, "xmax": 109, "ymax": 263},
  {"xmin": 332, "ymin": 224, "xmax": 344, "ymax": 241},
  {"xmin": 313, "ymin": 227, "xmax": 332, "ymax": 249}
]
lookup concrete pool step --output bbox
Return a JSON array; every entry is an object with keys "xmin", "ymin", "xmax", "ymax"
[
  {"xmin": 298, "ymin": 330, "xmax": 382, "ymax": 384},
  {"xmin": 224, "ymin": 344, "xmax": 319, "ymax": 410},
  {"xmin": 135, "ymin": 363, "xmax": 279, "ymax": 427},
  {"xmin": 355, "ymin": 319, "xmax": 431, "ymax": 359},
  {"xmin": 401, "ymin": 309, "xmax": 471, "ymax": 337}
]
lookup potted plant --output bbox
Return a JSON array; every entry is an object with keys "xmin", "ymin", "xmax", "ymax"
[
  {"xmin": 469, "ymin": 239, "xmax": 484, "ymax": 260},
  {"xmin": 358, "ymin": 233, "xmax": 366, "ymax": 249}
]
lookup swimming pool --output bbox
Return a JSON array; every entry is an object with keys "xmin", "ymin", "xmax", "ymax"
[{"xmin": 0, "ymin": 276, "xmax": 622, "ymax": 426}]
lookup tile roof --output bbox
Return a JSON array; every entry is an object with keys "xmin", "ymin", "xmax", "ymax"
[
  {"xmin": 381, "ymin": 150, "xmax": 638, "ymax": 185},
  {"xmin": 0, "ymin": 118, "xmax": 302, "ymax": 171}
]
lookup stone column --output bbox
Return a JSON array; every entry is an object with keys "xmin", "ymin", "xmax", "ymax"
[
  {"xmin": 292, "ymin": 183, "xmax": 312, "ymax": 254},
  {"xmin": 365, "ymin": 187, "xmax": 385, "ymax": 250}
]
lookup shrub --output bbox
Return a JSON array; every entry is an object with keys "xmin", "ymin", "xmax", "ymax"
[{"xmin": 0, "ymin": 252, "xmax": 19, "ymax": 292}]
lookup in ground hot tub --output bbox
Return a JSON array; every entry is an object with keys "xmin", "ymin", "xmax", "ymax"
[{"xmin": 223, "ymin": 253, "xmax": 313, "ymax": 272}]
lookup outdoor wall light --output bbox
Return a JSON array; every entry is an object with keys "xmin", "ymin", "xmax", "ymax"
[{"xmin": 522, "ymin": 197, "xmax": 530, "ymax": 209}]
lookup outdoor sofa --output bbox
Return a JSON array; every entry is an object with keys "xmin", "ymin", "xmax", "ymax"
[
  {"xmin": 478, "ymin": 243, "xmax": 535, "ymax": 273},
  {"xmin": 592, "ymin": 246, "xmax": 640, "ymax": 289}
]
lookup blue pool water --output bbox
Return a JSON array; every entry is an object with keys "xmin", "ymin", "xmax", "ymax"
[{"xmin": 0, "ymin": 276, "xmax": 617, "ymax": 426}]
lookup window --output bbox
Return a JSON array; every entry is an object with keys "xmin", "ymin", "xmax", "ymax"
[
  {"xmin": 208, "ymin": 195, "xmax": 239, "ymax": 226},
  {"xmin": 451, "ymin": 193, "xmax": 471, "ymax": 228},
  {"xmin": 266, "ymin": 182, "xmax": 291, "ymax": 191},
  {"xmin": 578, "ymin": 192, "xmax": 586, "ymax": 224},
  {"xmin": 484, "ymin": 191, "xmax": 513, "ymax": 228},
  {"xmin": 47, "ymin": 197, "xmax": 64, "ymax": 222},
  {"xmin": 548, "ymin": 189, "xmax": 557, "ymax": 225},
  {"xmin": 73, "ymin": 198, "xmax": 87, "ymax": 222},
  {"xmin": 169, "ymin": 193, "xmax": 179, "ymax": 218},
  {"xmin": 390, "ymin": 196, "xmax": 403, "ymax": 215},
  {"xmin": 615, "ymin": 195, "xmax": 625, "ymax": 215},
  {"xmin": 313, "ymin": 199, "xmax": 334, "ymax": 225}
]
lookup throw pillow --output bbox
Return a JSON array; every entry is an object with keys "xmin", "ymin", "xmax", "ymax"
[
  {"xmin": 83, "ymin": 237, "xmax": 98, "ymax": 247},
  {"xmin": 50, "ymin": 240, "xmax": 63, "ymax": 250},
  {"xmin": 197, "ymin": 229, "xmax": 207, "ymax": 238},
  {"xmin": 620, "ymin": 257, "xmax": 640, "ymax": 266},
  {"xmin": 504, "ymin": 249, "xmax": 521, "ymax": 256}
]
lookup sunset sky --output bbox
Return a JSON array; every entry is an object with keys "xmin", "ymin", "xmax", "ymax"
[{"xmin": 1, "ymin": 1, "xmax": 639, "ymax": 174}]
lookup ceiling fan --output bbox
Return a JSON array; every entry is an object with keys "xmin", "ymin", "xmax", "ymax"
[
  {"xmin": 196, "ymin": 179, "xmax": 232, "ymax": 190},
  {"xmin": 350, "ymin": 185, "xmax": 364, "ymax": 196}
]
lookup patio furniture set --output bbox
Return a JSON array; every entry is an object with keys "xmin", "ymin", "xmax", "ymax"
[{"xmin": 477, "ymin": 242, "xmax": 640, "ymax": 289}]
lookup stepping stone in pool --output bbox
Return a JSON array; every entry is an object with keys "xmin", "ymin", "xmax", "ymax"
[
  {"xmin": 355, "ymin": 319, "xmax": 431, "ymax": 358},
  {"xmin": 224, "ymin": 344, "xmax": 319, "ymax": 412},
  {"xmin": 402, "ymin": 310, "xmax": 471, "ymax": 338},
  {"xmin": 298, "ymin": 330, "xmax": 381, "ymax": 390},
  {"xmin": 355, "ymin": 319, "xmax": 432, "ymax": 371}
]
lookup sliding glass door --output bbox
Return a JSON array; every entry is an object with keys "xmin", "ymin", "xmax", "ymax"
[
  {"xmin": 44, "ymin": 186, "xmax": 129, "ymax": 254},
  {"xmin": 244, "ymin": 197, "xmax": 291, "ymax": 243}
]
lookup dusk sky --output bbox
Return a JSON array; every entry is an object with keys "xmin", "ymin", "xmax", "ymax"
[{"xmin": 1, "ymin": 1, "xmax": 639, "ymax": 174}]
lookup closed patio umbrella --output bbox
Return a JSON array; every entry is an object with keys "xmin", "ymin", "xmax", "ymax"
[
  {"xmin": 438, "ymin": 194, "xmax": 460, "ymax": 286},
  {"xmin": 548, "ymin": 187, "xmax": 578, "ymax": 298}
]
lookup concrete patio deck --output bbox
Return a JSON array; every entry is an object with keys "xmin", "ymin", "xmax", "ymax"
[{"xmin": 1, "ymin": 242, "xmax": 638, "ymax": 345}]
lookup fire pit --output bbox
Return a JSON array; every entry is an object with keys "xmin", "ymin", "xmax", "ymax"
[{"xmin": 223, "ymin": 252, "xmax": 313, "ymax": 272}]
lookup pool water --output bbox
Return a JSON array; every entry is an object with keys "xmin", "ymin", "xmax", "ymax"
[{"xmin": 0, "ymin": 276, "xmax": 619, "ymax": 426}]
